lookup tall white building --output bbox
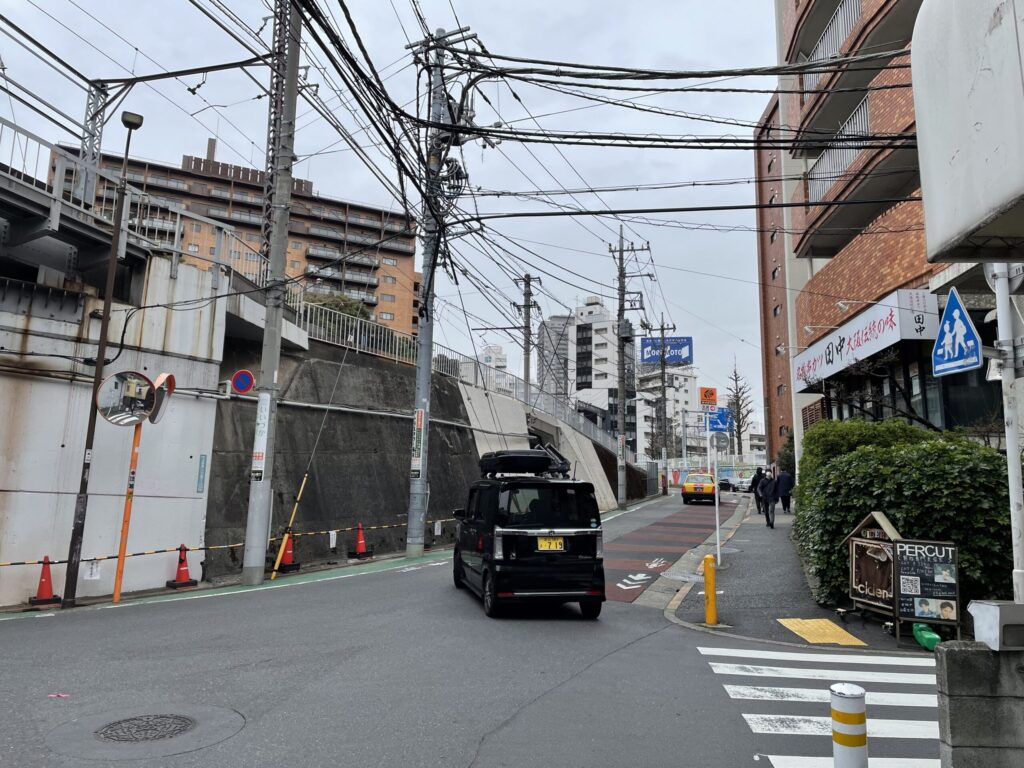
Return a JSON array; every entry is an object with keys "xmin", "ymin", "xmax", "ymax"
[
  {"xmin": 574, "ymin": 297, "xmax": 637, "ymax": 449},
  {"xmin": 536, "ymin": 314, "xmax": 576, "ymax": 399},
  {"xmin": 461, "ymin": 343, "xmax": 515, "ymax": 396},
  {"xmin": 636, "ymin": 366, "xmax": 699, "ymax": 460}
]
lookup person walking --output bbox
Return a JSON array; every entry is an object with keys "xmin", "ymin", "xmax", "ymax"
[
  {"xmin": 751, "ymin": 467, "xmax": 765, "ymax": 517},
  {"xmin": 777, "ymin": 468, "xmax": 794, "ymax": 514},
  {"xmin": 761, "ymin": 470, "xmax": 780, "ymax": 529}
]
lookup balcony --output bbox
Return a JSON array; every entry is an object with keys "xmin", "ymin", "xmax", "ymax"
[
  {"xmin": 305, "ymin": 283, "xmax": 378, "ymax": 305},
  {"xmin": 793, "ymin": 0, "xmax": 922, "ymax": 147},
  {"xmin": 305, "ymin": 244, "xmax": 379, "ymax": 267},
  {"xmin": 807, "ymin": 96, "xmax": 869, "ymax": 202},
  {"xmin": 305, "ymin": 264, "xmax": 378, "ymax": 287}
]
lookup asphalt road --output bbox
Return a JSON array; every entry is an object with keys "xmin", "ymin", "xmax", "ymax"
[{"xmin": 0, "ymin": 496, "xmax": 938, "ymax": 767}]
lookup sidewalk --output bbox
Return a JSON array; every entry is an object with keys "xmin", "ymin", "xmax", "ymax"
[{"xmin": 661, "ymin": 497, "xmax": 928, "ymax": 652}]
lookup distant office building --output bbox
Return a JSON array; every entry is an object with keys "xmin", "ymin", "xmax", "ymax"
[
  {"xmin": 536, "ymin": 314, "xmax": 576, "ymax": 398},
  {"xmin": 636, "ymin": 366, "xmax": 698, "ymax": 459},
  {"xmin": 574, "ymin": 296, "xmax": 636, "ymax": 450}
]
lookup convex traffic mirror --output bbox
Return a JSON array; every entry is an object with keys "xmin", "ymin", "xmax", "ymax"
[{"xmin": 96, "ymin": 371, "xmax": 156, "ymax": 426}]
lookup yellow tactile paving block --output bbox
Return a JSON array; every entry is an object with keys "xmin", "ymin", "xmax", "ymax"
[{"xmin": 777, "ymin": 618, "xmax": 867, "ymax": 646}]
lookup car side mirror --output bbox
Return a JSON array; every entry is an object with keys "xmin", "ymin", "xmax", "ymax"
[{"xmin": 453, "ymin": 508, "xmax": 465, "ymax": 520}]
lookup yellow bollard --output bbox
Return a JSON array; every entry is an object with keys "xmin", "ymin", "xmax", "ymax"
[
  {"xmin": 703, "ymin": 553, "xmax": 717, "ymax": 626},
  {"xmin": 830, "ymin": 683, "xmax": 868, "ymax": 767}
]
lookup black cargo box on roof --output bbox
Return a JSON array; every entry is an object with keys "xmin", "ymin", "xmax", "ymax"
[{"xmin": 479, "ymin": 449, "xmax": 552, "ymax": 477}]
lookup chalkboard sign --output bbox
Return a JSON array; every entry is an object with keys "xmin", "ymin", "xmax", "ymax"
[{"xmin": 893, "ymin": 539, "xmax": 959, "ymax": 625}]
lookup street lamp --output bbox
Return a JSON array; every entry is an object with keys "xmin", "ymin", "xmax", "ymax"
[{"xmin": 63, "ymin": 111, "xmax": 143, "ymax": 608}]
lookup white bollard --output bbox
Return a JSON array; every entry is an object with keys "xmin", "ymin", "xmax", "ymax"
[{"xmin": 830, "ymin": 683, "xmax": 868, "ymax": 767}]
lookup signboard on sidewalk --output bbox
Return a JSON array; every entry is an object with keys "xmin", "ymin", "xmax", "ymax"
[
  {"xmin": 894, "ymin": 539, "xmax": 960, "ymax": 625},
  {"xmin": 844, "ymin": 511, "xmax": 901, "ymax": 615}
]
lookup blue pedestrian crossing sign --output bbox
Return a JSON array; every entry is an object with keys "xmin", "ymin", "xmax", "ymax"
[
  {"xmin": 932, "ymin": 287, "xmax": 982, "ymax": 377},
  {"xmin": 707, "ymin": 407, "xmax": 734, "ymax": 433}
]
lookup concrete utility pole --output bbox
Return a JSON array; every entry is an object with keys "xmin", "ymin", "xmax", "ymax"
[
  {"xmin": 612, "ymin": 225, "xmax": 651, "ymax": 507},
  {"xmin": 405, "ymin": 29, "xmax": 451, "ymax": 558},
  {"xmin": 241, "ymin": 0, "xmax": 301, "ymax": 586},
  {"xmin": 515, "ymin": 274, "xmax": 540, "ymax": 405},
  {"xmin": 650, "ymin": 313, "xmax": 676, "ymax": 495}
]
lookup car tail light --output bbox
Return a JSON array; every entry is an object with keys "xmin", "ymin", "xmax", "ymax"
[
  {"xmin": 586, "ymin": 589, "xmax": 604, "ymax": 597},
  {"xmin": 494, "ymin": 531, "xmax": 504, "ymax": 560}
]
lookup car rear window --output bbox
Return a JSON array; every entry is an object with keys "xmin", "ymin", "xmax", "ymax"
[
  {"xmin": 498, "ymin": 486, "xmax": 600, "ymax": 528},
  {"xmin": 686, "ymin": 475, "xmax": 713, "ymax": 484}
]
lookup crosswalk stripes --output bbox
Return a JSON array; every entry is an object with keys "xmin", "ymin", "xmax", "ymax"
[{"xmin": 698, "ymin": 645, "xmax": 940, "ymax": 767}]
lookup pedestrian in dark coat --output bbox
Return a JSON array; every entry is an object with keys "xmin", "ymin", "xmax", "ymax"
[
  {"xmin": 777, "ymin": 469, "xmax": 794, "ymax": 514},
  {"xmin": 751, "ymin": 467, "xmax": 765, "ymax": 516},
  {"xmin": 761, "ymin": 470, "xmax": 780, "ymax": 529}
]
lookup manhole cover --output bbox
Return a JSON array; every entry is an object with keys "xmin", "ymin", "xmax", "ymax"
[
  {"xmin": 95, "ymin": 714, "xmax": 197, "ymax": 743},
  {"xmin": 47, "ymin": 706, "xmax": 244, "ymax": 761}
]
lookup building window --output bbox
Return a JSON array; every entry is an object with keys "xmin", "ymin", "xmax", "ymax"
[
  {"xmin": 595, "ymin": 372, "xmax": 608, "ymax": 380},
  {"xmin": 209, "ymin": 246, "xmax": 216, "ymax": 256},
  {"xmin": 246, "ymin": 232, "xmax": 260, "ymax": 242},
  {"xmin": 777, "ymin": 384, "xmax": 786, "ymax": 396},
  {"xmin": 187, "ymin": 243, "xmax": 199, "ymax": 254},
  {"xmin": 779, "ymin": 426, "xmax": 788, "ymax": 436},
  {"xmin": 767, "ymin": 154, "xmax": 775, "ymax": 173},
  {"xmin": 191, "ymin": 222, "xmax": 203, "ymax": 233},
  {"xmin": 245, "ymin": 252, "xmax": 258, "ymax": 262},
  {"xmin": 291, "ymin": 240, "xmax": 301, "ymax": 249},
  {"xmin": 770, "ymin": 228, "xmax": 778, "ymax": 243},
  {"xmin": 381, "ymin": 294, "xmax": 396, "ymax": 302},
  {"xmin": 595, "ymin": 357, "xmax": 608, "ymax": 365},
  {"xmin": 594, "ymin": 342, "xmax": 607, "ymax": 350},
  {"xmin": 772, "ymin": 266, "xmax": 780, "ymax": 280},
  {"xmin": 769, "ymin": 191, "xmax": 777, "ymax": 206},
  {"xmin": 383, "ymin": 275, "xmax": 397, "ymax": 284},
  {"xmin": 383, "ymin": 257, "xmax": 398, "ymax": 266},
  {"xmin": 289, "ymin": 260, "xmax": 300, "ymax": 269},
  {"xmin": 595, "ymin": 326, "xmax": 608, "ymax": 334},
  {"xmin": 379, "ymin": 311, "xmax": 395, "ymax": 320},
  {"xmin": 773, "ymin": 304, "xmax": 781, "ymax": 317}
]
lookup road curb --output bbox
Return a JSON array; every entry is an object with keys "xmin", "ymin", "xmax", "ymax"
[{"xmin": 659, "ymin": 501, "xmax": 932, "ymax": 656}]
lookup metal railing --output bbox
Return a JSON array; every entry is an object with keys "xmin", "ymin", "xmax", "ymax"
[
  {"xmin": 808, "ymin": 95, "xmax": 870, "ymax": 202},
  {"xmin": 0, "ymin": 116, "xmax": 304, "ymax": 312},
  {"xmin": 299, "ymin": 301, "xmax": 634, "ymax": 461},
  {"xmin": 804, "ymin": 0, "xmax": 861, "ymax": 90}
]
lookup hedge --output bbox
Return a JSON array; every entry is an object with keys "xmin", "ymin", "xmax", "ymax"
[{"xmin": 794, "ymin": 437, "xmax": 1014, "ymax": 606}]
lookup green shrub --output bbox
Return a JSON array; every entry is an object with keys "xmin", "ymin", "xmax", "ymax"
[
  {"xmin": 776, "ymin": 433, "xmax": 795, "ymax": 475},
  {"xmin": 795, "ymin": 439, "xmax": 1013, "ymax": 606},
  {"xmin": 799, "ymin": 418, "xmax": 933, "ymax": 482}
]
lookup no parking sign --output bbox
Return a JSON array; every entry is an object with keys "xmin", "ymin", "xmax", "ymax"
[{"xmin": 231, "ymin": 369, "xmax": 255, "ymax": 394}]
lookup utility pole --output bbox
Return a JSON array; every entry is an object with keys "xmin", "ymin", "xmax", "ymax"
[
  {"xmin": 406, "ymin": 28, "xmax": 454, "ymax": 558},
  {"xmin": 642, "ymin": 313, "xmax": 676, "ymax": 496},
  {"xmin": 611, "ymin": 225, "xmax": 651, "ymax": 507},
  {"xmin": 241, "ymin": 0, "xmax": 301, "ymax": 586},
  {"xmin": 515, "ymin": 274, "xmax": 540, "ymax": 405}
]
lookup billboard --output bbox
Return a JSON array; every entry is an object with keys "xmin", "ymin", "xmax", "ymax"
[{"xmin": 640, "ymin": 336, "xmax": 693, "ymax": 365}]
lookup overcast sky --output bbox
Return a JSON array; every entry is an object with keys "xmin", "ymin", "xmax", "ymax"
[{"xmin": 3, "ymin": 0, "xmax": 777, "ymax": 424}]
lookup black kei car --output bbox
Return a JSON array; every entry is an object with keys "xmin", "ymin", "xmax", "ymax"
[{"xmin": 452, "ymin": 448, "xmax": 606, "ymax": 619}]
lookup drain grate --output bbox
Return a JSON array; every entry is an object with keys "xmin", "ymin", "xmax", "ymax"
[{"xmin": 94, "ymin": 715, "xmax": 197, "ymax": 744}]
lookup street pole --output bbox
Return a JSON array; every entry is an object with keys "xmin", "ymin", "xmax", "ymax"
[
  {"xmin": 406, "ymin": 29, "xmax": 449, "ymax": 558},
  {"xmin": 241, "ymin": 0, "xmax": 301, "ymax": 586},
  {"xmin": 616, "ymin": 225, "xmax": 627, "ymax": 509},
  {"xmin": 516, "ymin": 273, "xmax": 539, "ymax": 406},
  {"xmin": 714, "ymin": 438, "xmax": 721, "ymax": 565},
  {"xmin": 682, "ymin": 407, "xmax": 688, "ymax": 472},
  {"xmin": 62, "ymin": 111, "xmax": 142, "ymax": 608},
  {"xmin": 992, "ymin": 263, "xmax": 1024, "ymax": 603}
]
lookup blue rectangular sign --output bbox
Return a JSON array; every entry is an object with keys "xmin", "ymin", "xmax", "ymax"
[
  {"xmin": 640, "ymin": 336, "xmax": 693, "ymax": 365},
  {"xmin": 707, "ymin": 408, "xmax": 734, "ymax": 433}
]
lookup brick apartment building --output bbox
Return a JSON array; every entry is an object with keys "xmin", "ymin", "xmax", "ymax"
[
  {"xmin": 80, "ymin": 140, "xmax": 421, "ymax": 336},
  {"xmin": 756, "ymin": 0, "xmax": 1000, "ymax": 464}
]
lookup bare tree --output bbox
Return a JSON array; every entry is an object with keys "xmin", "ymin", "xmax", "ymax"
[{"xmin": 726, "ymin": 364, "xmax": 754, "ymax": 455}]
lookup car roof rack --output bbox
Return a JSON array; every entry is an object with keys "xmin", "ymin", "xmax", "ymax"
[{"xmin": 479, "ymin": 444, "xmax": 571, "ymax": 479}]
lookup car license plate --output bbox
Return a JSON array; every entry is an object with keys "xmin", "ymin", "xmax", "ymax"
[
  {"xmin": 537, "ymin": 536, "xmax": 564, "ymax": 551},
  {"xmin": 694, "ymin": 485, "xmax": 703, "ymax": 492}
]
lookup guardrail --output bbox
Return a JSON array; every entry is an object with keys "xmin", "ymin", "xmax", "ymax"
[
  {"xmin": 804, "ymin": 0, "xmax": 861, "ymax": 90},
  {"xmin": 300, "ymin": 301, "xmax": 634, "ymax": 461}
]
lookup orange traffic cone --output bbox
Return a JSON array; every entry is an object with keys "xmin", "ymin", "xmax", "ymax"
[
  {"xmin": 278, "ymin": 532, "xmax": 300, "ymax": 573},
  {"xmin": 166, "ymin": 544, "xmax": 198, "ymax": 589},
  {"xmin": 347, "ymin": 523, "xmax": 373, "ymax": 560},
  {"xmin": 28, "ymin": 556, "xmax": 61, "ymax": 606}
]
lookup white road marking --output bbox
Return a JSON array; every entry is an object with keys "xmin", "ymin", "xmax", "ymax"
[
  {"xmin": 709, "ymin": 662, "xmax": 936, "ymax": 685},
  {"xmin": 646, "ymin": 557, "xmax": 668, "ymax": 569},
  {"xmin": 762, "ymin": 757, "xmax": 939, "ymax": 768},
  {"xmin": 627, "ymin": 573, "xmax": 651, "ymax": 581},
  {"xmin": 724, "ymin": 685, "xmax": 937, "ymax": 708},
  {"xmin": 616, "ymin": 582, "xmax": 644, "ymax": 590},
  {"xmin": 699, "ymin": 646, "xmax": 935, "ymax": 667},
  {"xmin": 744, "ymin": 714, "xmax": 938, "ymax": 739}
]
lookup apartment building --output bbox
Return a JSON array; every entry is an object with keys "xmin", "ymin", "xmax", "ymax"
[
  {"xmin": 536, "ymin": 314, "xmax": 576, "ymax": 398},
  {"xmin": 756, "ymin": 0, "xmax": 999, "ymax": 464},
  {"xmin": 574, "ymin": 297, "xmax": 637, "ymax": 450},
  {"xmin": 635, "ymin": 366, "xmax": 698, "ymax": 458},
  {"xmin": 80, "ymin": 140, "xmax": 421, "ymax": 336}
]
